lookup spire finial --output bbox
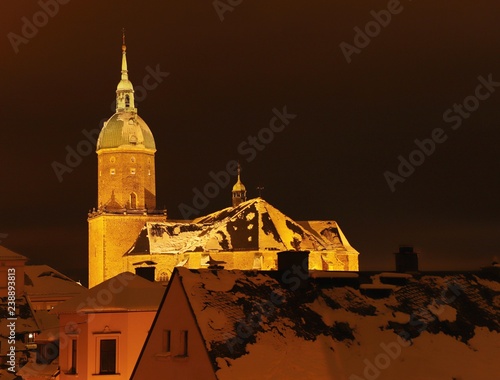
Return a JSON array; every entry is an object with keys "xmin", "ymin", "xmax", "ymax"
[
  {"xmin": 115, "ymin": 29, "xmax": 136, "ymax": 112},
  {"xmin": 122, "ymin": 28, "xmax": 126, "ymax": 52}
]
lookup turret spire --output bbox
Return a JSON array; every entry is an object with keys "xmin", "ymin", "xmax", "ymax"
[
  {"xmin": 116, "ymin": 28, "xmax": 136, "ymax": 112},
  {"xmin": 232, "ymin": 163, "xmax": 247, "ymax": 207}
]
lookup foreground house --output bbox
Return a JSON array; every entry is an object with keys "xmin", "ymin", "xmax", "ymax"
[
  {"xmin": 53, "ymin": 272, "xmax": 165, "ymax": 379},
  {"xmin": 132, "ymin": 260, "xmax": 499, "ymax": 379}
]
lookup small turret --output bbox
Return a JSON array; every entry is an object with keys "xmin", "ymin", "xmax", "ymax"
[{"xmin": 232, "ymin": 164, "xmax": 247, "ymax": 207}]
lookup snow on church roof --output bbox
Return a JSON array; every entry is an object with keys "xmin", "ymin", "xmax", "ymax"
[
  {"xmin": 126, "ymin": 198, "xmax": 358, "ymax": 255},
  {"xmin": 169, "ymin": 267, "xmax": 499, "ymax": 379}
]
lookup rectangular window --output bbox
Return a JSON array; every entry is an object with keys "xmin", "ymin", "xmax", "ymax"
[
  {"xmin": 130, "ymin": 168, "xmax": 136, "ymax": 175},
  {"xmin": 99, "ymin": 339, "xmax": 116, "ymax": 374},
  {"xmin": 201, "ymin": 254, "xmax": 210, "ymax": 267},
  {"xmin": 162, "ymin": 330, "xmax": 171, "ymax": 353},
  {"xmin": 180, "ymin": 330, "xmax": 188, "ymax": 357},
  {"xmin": 110, "ymin": 168, "xmax": 115, "ymax": 175},
  {"xmin": 69, "ymin": 339, "xmax": 77, "ymax": 374}
]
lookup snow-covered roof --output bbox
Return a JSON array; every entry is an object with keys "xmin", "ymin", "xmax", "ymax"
[
  {"xmin": 24, "ymin": 265, "xmax": 85, "ymax": 299},
  {"xmin": 17, "ymin": 361, "xmax": 59, "ymax": 379},
  {"xmin": 52, "ymin": 272, "xmax": 165, "ymax": 314},
  {"xmin": 126, "ymin": 198, "xmax": 358, "ymax": 256},
  {"xmin": 171, "ymin": 267, "xmax": 499, "ymax": 379}
]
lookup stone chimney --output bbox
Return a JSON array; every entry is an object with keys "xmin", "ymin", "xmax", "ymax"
[
  {"xmin": 395, "ymin": 246, "xmax": 419, "ymax": 272},
  {"xmin": 277, "ymin": 251, "xmax": 310, "ymax": 290}
]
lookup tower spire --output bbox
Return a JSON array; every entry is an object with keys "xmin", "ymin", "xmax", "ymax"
[
  {"xmin": 232, "ymin": 163, "xmax": 247, "ymax": 207},
  {"xmin": 116, "ymin": 28, "xmax": 136, "ymax": 112}
]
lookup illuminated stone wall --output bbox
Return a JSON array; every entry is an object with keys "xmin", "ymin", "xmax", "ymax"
[
  {"xmin": 97, "ymin": 149, "xmax": 156, "ymax": 211},
  {"xmin": 88, "ymin": 213, "xmax": 165, "ymax": 288},
  {"xmin": 124, "ymin": 249, "xmax": 359, "ymax": 283}
]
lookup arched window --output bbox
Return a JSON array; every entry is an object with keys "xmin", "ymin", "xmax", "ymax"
[
  {"xmin": 159, "ymin": 272, "xmax": 169, "ymax": 282},
  {"xmin": 130, "ymin": 192, "xmax": 137, "ymax": 209},
  {"xmin": 125, "ymin": 95, "xmax": 130, "ymax": 107}
]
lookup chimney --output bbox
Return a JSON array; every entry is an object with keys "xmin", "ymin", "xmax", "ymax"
[
  {"xmin": 395, "ymin": 246, "xmax": 419, "ymax": 272},
  {"xmin": 277, "ymin": 251, "xmax": 310, "ymax": 289}
]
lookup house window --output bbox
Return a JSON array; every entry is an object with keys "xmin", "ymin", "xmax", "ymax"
[
  {"xmin": 69, "ymin": 339, "xmax": 77, "ymax": 374},
  {"xmin": 180, "ymin": 330, "xmax": 188, "ymax": 357},
  {"xmin": 99, "ymin": 339, "xmax": 117, "ymax": 374},
  {"xmin": 162, "ymin": 330, "xmax": 171, "ymax": 353}
]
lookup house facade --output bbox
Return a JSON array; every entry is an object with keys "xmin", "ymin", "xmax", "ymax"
[{"xmin": 53, "ymin": 272, "xmax": 165, "ymax": 379}]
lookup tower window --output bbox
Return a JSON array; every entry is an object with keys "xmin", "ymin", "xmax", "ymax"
[
  {"xmin": 125, "ymin": 95, "xmax": 130, "ymax": 107},
  {"xmin": 130, "ymin": 193, "xmax": 137, "ymax": 209},
  {"xmin": 130, "ymin": 157, "xmax": 136, "ymax": 163},
  {"xmin": 110, "ymin": 169, "xmax": 115, "ymax": 175},
  {"xmin": 130, "ymin": 168, "xmax": 136, "ymax": 175},
  {"xmin": 110, "ymin": 157, "xmax": 116, "ymax": 163}
]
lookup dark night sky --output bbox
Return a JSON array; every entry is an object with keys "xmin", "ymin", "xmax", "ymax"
[{"xmin": 1, "ymin": 1, "xmax": 499, "ymax": 284}]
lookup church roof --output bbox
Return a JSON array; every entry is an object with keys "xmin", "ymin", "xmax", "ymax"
[
  {"xmin": 97, "ymin": 112, "xmax": 156, "ymax": 150},
  {"xmin": 126, "ymin": 198, "xmax": 357, "ymax": 255}
]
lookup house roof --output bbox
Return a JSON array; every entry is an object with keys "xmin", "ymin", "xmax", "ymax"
[
  {"xmin": 126, "ymin": 198, "xmax": 359, "ymax": 255},
  {"xmin": 165, "ymin": 267, "xmax": 499, "ymax": 379},
  {"xmin": 52, "ymin": 272, "xmax": 165, "ymax": 314},
  {"xmin": 24, "ymin": 265, "xmax": 86, "ymax": 299},
  {"xmin": 0, "ymin": 246, "xmax": 27, "ymax": 261}
]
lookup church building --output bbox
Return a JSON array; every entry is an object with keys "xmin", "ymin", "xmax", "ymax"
[{"xmin": 88, "ymin": 36, "xmax": 359, "ymax": 288}]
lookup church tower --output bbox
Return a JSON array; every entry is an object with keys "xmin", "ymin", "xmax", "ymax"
[
  {"xmin": 88, "ymin": 33, "xmax": 166, "ymax": 288},
  {"xmin": 232, "ymin": 164, "xmax": 247, "ymax": 207}
]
